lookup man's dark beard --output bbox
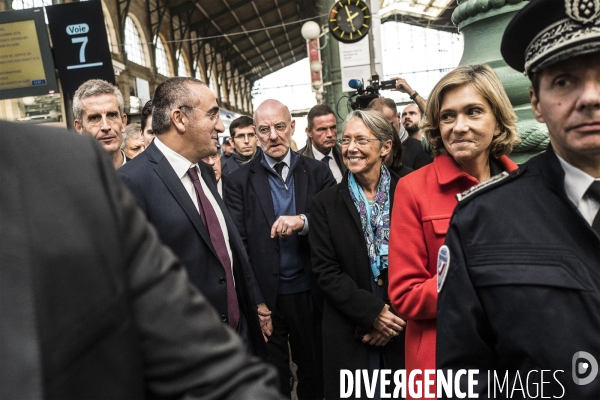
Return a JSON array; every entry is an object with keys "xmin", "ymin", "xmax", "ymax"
[{"xmin": 404, "ymin": 122, "xmax": 419, "ymax": 134}]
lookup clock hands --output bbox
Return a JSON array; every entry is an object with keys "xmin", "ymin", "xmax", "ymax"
[
  {"xmin": 329, "ymin": 0, "xmax": 370, "ymax": 43},
  {"xmin": 344, "ymin": 5, "xmax": 359, "ymax": 31}
]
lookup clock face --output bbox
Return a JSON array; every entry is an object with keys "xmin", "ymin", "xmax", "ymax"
[{"xmin": 328, "ymin": 0, "xmax": 371, "ymax": 44}]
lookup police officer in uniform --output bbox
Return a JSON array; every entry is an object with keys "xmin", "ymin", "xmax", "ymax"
[{"xmin": 436, "ymin": 0, "xmax": 600, "ymax": 398}]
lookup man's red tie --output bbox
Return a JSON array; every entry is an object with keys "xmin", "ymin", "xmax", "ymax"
[{"xmin": 187, "ymin": 166, "xmax": 240, "ymax": 329}]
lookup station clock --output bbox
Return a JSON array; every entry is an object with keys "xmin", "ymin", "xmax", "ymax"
[{"xmin": 328, "ymin": 0, "xmax": 372, "ymax": 44}]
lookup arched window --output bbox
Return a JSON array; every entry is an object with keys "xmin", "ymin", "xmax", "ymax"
[
  {"xmin": 176, "ymin": 50, "xmax": 190, "ymax": 77},
  {"xmin": 154, "ymin": 36, "xmax": 171, "ymax": 77},
  {"xmin": 11, "ymin": 0, "xmax": 51, "ymax": 9},
  {"xmin": 194, "ymin": 60, "xmax": 205, "ymax": 82},
  {"xmin": 100, "ymin": 0, "xmax": 119, "ymax": 54},
  {"xmin": 124, "ymin": 16, "xmax": 146, "ymax": 67}
]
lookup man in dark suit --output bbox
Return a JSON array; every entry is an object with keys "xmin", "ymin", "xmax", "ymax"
[
  {"xmin": 221, "ymin": 115, "xmax": 259, "ymax": 176},
  {"xmin": 0, "ymin": 120, "xmax": 283, "ymax": 399},
  {"xmin": 73, "ymin": 79, "xmax": 129, "ymax": 169},
  {"xmin": 201, "ymin": 150, "xmax": 224, "ymax": 198},
  {"xmin": 118, "ymin": 77, "xmax": 265, "ymax": 356},
  {"xmin": 297, "ymin": 104, "xmax": 347, "ymax": 183},
  {"xmin": 224, "ymin": 99, "xmax": 336, "ymax": 399}
]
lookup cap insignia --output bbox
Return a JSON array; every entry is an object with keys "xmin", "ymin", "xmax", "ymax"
[{"xmin": 566, "ymin": 0, "xmax": 600, "ymax": 24}]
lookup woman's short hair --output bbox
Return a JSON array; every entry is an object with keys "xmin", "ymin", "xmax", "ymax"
[
  {"xmin": 422, "ymin": 64, "xmax": 520, "ymax": 158},
  {"xmin": 343, "ymin": 109, "xmax": 395, "ymax": 149}
]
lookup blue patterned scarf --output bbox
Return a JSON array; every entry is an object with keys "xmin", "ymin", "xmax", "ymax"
[{"xmin": 348, "ymin": 165, "xmax": 391, "ymax": 282}]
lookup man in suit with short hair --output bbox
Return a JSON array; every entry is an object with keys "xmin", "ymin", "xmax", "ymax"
[
  {"xmin": 298, "ymin": 104, "xmax": 347, "ymax": 183},
  {"xmin": 140, "ymin": 99, "xmax": 155, "ymax": 148},
  {"xmin": 73, "ymin": 79, "xmax": 128, "ymax": 169},
  {"xmin": 121, "ymin": 123, "xmax": 145, "ymax": 159},
  {"xmin": 222, "ymin": 115, "xmax": 259, "ymax": 176},
  {"xmin": 224, "ymin": 99, "xmax": 336, "ymax": 399},
  {"xmin": 118, "ymin": 77, "xmax": 266, "ymax": 357}
]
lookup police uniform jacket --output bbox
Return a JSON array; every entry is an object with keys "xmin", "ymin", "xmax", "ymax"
[
  {"xmin": 437, "ymin": 146, "xmax": 600, "ymax": 398},
  {"xmin": 388, "ymin": 153, "xmax": 518, "ymax": 377}
]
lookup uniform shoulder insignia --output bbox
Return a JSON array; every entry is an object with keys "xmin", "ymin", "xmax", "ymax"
[
  {"xmin": 437, "ymin": 245, "xmax": 450, "ymax": 293},
  {"xmin": 456, "ymin": 169, "xmax": 521, "ymax": 202}
]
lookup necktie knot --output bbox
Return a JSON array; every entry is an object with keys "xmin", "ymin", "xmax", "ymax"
[
  {"xmin": 587, "ymin": 181, "xmax": 600, "ymax": 237},
  {"xmin": 321, "ymin": 155, "xmax": 331, "ymax": 164},
  {"xmin": 187, "ymin": 166, "xmax": 200, "ymax": 183},
  {"xmin": 274, "ymin": 162, "xmax": 285, "ymax": 178},
  {"xmin": 587, "ymin": 181, "xmax": 600, "ymax": 202}
]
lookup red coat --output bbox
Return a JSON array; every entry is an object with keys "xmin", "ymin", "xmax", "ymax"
[{"xmin": 388, "ymin": 154, "xmax": 518, "ymax": 392}]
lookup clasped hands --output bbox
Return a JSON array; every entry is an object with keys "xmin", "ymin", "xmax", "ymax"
[
  {"xmin": 362, "ymin": 304, "xmax": 406, "ymax": 347},
  {"xmin": 270, "ymin": 215, "xmax": 305, "ymax": 238}
]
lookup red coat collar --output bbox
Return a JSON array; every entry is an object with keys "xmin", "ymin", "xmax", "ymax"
[{"xmin": 434, "ymin": 153, "xmax": 519, "ymax": 186}]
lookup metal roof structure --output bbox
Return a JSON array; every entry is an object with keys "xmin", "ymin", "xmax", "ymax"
[
  {"xmin": 164, "ymin": 0, "xmax": 320, "ymax": 82},
  {"xmin": 380, "ymin": 0, "xmax": 458, "ymax": 33},
  {"xmin": 161, "ymin": 0, "xmax": 456, "ymax": 82}
]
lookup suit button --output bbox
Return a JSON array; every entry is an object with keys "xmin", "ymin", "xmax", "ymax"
[
  {"xmin": 272, "ymin": 271, "xmax": 278, "ymax": 276},
  {"xmin": 219, "ymin": 277, "xmax": 226, "ymax": 284},
  {"xmin": 221, "ymin": 314, "xmax": 227, "ymax": 322}
]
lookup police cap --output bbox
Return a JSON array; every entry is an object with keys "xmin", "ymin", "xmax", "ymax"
[{"xmin": 501, "ymin": 0, "xmax": 600, "ymax": 75}]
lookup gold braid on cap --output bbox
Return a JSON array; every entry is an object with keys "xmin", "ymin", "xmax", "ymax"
[{"xmin": 524, "ymin": 0, "xmax": 600, "ymax": 73}]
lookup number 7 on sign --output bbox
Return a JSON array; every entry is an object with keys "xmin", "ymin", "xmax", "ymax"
[
  {"xmin": 65, "ymin": 23, "xmax": 103, "ymax": 70},
  {"xmin": 72, "ymin": 36, "xmax": 88, "ymax": 63}
]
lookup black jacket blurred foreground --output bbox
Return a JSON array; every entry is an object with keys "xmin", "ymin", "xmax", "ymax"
[{"xmin": 0, "ymin": 120, "xmax": 283, "ymax": 400}]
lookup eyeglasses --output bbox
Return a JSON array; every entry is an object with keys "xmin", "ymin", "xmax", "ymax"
[
  {"xmin": 180, "ymin": 106, "xmax": 221, "ymax": 122},
  {"xmin": 233, "ymin": 133, "xmax": 256, "ymax": 141},
  {"xmin": 256, "ymin": 123, "xmax": 288, "ymax": 136},
  {"xmin": 337, "ymin": 137, "xmax": 382, "ymax": 146}
]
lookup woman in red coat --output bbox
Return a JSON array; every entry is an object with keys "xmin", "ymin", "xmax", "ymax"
[{"xmin": 388, "ymin": 64, "xmax": 520, "ymax": 398}]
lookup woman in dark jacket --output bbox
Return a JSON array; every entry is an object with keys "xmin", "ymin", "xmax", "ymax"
[{"xmin": 309, "ymin": 109, "xmax": 406, "ymax": 400}]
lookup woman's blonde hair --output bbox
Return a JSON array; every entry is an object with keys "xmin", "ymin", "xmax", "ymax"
[{"xmin": 422, "ymin": 64, "xmax": 520, "ymax": 157}]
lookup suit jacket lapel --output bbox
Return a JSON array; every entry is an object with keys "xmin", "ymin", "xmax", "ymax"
[
  {"xmin": 294, "ymin": 156, "xmax": 309, "ymax": 214},
  {"xmin": 147, "ymin": 144, "xmax": 218, "ymax": 258},
  {"xmin": 249, "ymin": 158, "xmax": 276, "ymax": 227}
]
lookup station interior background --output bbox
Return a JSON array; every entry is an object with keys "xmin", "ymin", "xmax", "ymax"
[{"xmin": 0, "ymin": 0, "xmax": 463, "ymax": 146}]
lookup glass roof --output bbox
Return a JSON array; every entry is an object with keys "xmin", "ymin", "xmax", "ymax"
[{"xmin": 379, "ymin": 0, "xmax": 455, "ymax": 19}]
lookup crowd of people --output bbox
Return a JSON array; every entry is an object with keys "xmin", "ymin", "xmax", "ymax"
[{"xmin": 2, "ymin": 0, "xmax": 600, "ymax": 398}]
